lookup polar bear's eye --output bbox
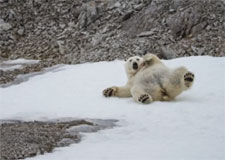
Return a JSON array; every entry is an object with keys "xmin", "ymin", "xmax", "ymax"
[
  {"xmin": 129, "ymin": 59, "xmax": 132, "ymax": 62},
  {"xmin": 136, "ymin": 58, "xmax": 140, "ymax": 61}
]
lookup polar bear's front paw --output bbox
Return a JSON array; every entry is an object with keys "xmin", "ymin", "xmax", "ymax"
[
  {"xmin": 103, "ymin": 87, "xmax": 117, "ymax": 97},
  {"xmin": 138, "ymin": 94, "xmax": 152, "ymax": 104},
  {"xmin": 184, "ymin": 72, "xmax": 194, "ymax": 88},
  {"xmin": 143, "ymin": 54, "xmax": 154, "ymax": 65}
]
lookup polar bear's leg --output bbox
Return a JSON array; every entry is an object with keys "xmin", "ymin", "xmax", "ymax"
[
  {"xmin": 166, "ymin": 67, "xmax": 187, "ymax": 98},
  {"xmin": 171, "ymin": 67, "xmax": 194, "ymax": 90},
  {"xmin": 103, "ymin": 86, "xmax": 131, "ymax": 98},
  {"xmin": 167, "ymin": 67, "xmax": 194, "ymax": 98},
  {"xmin": 131, "ymin": 85, "xmax": 152, "ymax": 104}
]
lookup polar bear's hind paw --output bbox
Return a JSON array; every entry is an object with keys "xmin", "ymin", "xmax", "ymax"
[{"xmin": 138, "ymin": 94, "xmax": 152, "ymax": 104}]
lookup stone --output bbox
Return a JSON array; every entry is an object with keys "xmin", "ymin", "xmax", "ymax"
[
  {"xmin": 191, "ymin": 46, "xmax": 205, "ymax": 55},
  {"xmin": 0, "ymin": 19, "xmax": 12, "ymax": 32},
  {"xmin": 138, "ymin": 30, "xmax": 157, "ymax": 37},
  {"xmin": 91, "ymin": 33, "xmax": 105, "ymax": 46},
  {"xmin": 160, "ymin": 46, "xmax": 177, "ymax": 59},
  {"xmin": 114, "ymin": 2, "xmax": 121, "ymax": 8},
  {"xmin": 134, "ymin": 4, "xmax": 145, "ymax": 11},
  {"xmin": 77, "ymin": 1, "xmax": 98, "ymax": 29},
  {"xmin": 122, "ymin": 11, "xmax": 134, "ymax": 21},
  {"xmin": 17, "ymin": 28, "xmax": 24, "ymax": 35}
]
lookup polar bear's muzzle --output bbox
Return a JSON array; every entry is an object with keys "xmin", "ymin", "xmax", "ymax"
[{"xmin": 133, "ymin": 62, "xmax": 138, "ymax": 70}]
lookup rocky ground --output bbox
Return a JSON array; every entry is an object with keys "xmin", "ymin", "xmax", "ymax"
[
  {"xmin": 0, "ymin": 119, "xmax": 116, "ymax": 160},
  {"xmin": 0, "ymin": 0, "xmax": 225, "ymax": 84}
]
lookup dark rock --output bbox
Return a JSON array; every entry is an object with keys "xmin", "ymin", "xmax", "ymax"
[{"xmin": 122, "ymin": 11, "xmax": 134, "ymax": 21}]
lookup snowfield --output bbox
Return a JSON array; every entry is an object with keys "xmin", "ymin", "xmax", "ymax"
[{"xmin": 0, "ymin": 56, "xmax": 224, "ymax": 160}]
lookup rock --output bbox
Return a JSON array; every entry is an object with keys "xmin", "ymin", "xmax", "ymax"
[
  {"xmin": 122, "ymin": 11, "xmax": 134, "ymax": 21},
  {"xmin": 167, "ymin": 4, "xmax": 205, "ymax": 38},
  {"xmin": 134, "ymin": 3, "xmax": 145, "ymax": 11},
  {"xmin": 77, "ymin": 1, "xmax": 98, "ymax": 29},
  {"xmin": 114, "ymin": 2, "xmax": 121, "ymax": 8},
  {"xmin": 59, "ymin": 23, "xmax": 66, "ymax": 29},
  {"xmin": 191, "ymin": 46, "xmax": 205, "ymax": 55},
  {"xmin": 57, "ymin": 40, "xmax": 66, "ymax": 55},
  {"xmin": 68, "ymin": 22, "xmax": 75, "ymax": 28},
  {"xmin": 91, "ymin": 33, "xmax": 105, "ymax": 46},
  {"xmin": 169, "ymin": 8, "xmax": 176, "ymax": 13},
  {"xmin": 138, "ymin": 29, "xmax": 158, "ymax": 37},
  {"xmin": 17, "ymin": 28, "xmax": 24, "ymax": 35},
  {"xmin": 0, "ymin": 19, "xmax": 12, "ymax": 33},
  {"xmin": 160, "ymin": 46, "xmax": 177, "ymax": 59}
]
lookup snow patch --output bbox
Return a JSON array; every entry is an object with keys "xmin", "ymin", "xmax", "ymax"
[
  {"xmin": 0, "ymin": 58, "xmax": 40, "ymax": 71},
  {"xmin": 0, "ymin": 56, "xmax": 224, "ymax": 160},
  {"xmin": 1, "ymin": 58, "xmax": 40, "ymax": 65}
]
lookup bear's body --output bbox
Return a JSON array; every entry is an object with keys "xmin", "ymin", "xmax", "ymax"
[{"xmin": 103, "ymin": 54, "xmax": 194, "ymax": 104}]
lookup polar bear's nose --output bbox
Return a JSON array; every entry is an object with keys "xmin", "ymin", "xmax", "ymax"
[{"xmin": 133, "ymin": 62, "xmax": 138, "ymax": 70}]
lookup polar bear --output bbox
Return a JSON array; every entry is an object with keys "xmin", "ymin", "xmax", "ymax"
[
  {"xmin": 103, "ymin": 56, "xmax": 143, "ymax": 97},
  {"xmin": 103, "ymin": 53, "xmax": 195, "ymax": 104}
]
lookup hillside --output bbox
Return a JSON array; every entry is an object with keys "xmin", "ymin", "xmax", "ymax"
[{"xmin": 1, "ymin": 0, "xmax": 224, "ymax": 63}]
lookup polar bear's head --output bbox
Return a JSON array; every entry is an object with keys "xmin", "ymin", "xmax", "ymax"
[{"xmin": 125, "ymin": 56, "xmax": 144, "ymax": 79}]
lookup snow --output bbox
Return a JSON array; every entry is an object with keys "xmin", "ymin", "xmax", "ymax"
[
  {"xmin": 0, "ymin": 56, "xmax": 224, "ymax": 160},
  {"xmin": 0, "ymin": 64, "xmax": 23, "ymax": 71},
  {"xmin": 1, "ymin": 58, "xmax": 40, "ymax": 65},
  {"xmin": 0, "ymin": 58, "xmax": 40, "ymax": 71}
]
